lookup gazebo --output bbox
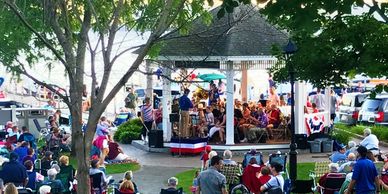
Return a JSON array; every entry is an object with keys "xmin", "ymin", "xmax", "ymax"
[{"xmin": 144, "ymin": 5, "xmax": 331, "ymax": 150}]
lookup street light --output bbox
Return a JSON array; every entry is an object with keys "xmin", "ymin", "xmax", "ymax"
[{"xmin": 283, "ymin": 39, "xmax": 298, "ymax": 183}]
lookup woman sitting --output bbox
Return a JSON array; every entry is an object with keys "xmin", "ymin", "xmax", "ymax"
[
  {"xmin": 57, "ymin": 156, "xmax": 76, "ymax": 194},
  {"xmin": 119, "ymin": 171, "xmax": 137, "ymax": 194},
  {"xmin": 242, "ymin": 157, "xmax": 263, "ymax": 194},
  {"xmin": 208, "ymin": 108, "xmax": 226, "ymax": 144}
]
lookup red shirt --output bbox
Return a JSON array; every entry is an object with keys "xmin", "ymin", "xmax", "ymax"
[
  {"xmin": 258, "ymin": 174, "xmax": 271, "ymax": 187},
  {"xmin": 242, "ymin": 164, "xmax": 262, "ymax": 194},
  {"xmin": 269, "ymin": 109, "xmax": 280, "ymax": 125},
  {"xmin": 108, "ymin": 142, "xmax": 120, "ymax": 160}
]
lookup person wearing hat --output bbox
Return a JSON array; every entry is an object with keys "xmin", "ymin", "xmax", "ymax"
[
  {"xmin": 330, "ymin": 146, "xmax": 347, "ymax": 163},
  {"xmin": 179, "ymin": 88, "xmax": 193, "ymax": 138},
  {"xmin": 345, "ymin": 146, "xmax": 380, "ymax": 194},
  {"xmin": 0, "ymin": 152, "xmax": 28, "ymax": 187}
]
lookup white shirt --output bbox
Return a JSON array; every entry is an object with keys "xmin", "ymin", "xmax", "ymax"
[
  {"xmin": 360, "ymin": 134, "xmax": 379, "ymax": 150},
  {"xmin": 313, "ymin": 93, "xmax": 326, "ymax": 110},
  {"xmin": 264, "ymin": 174, "xmax": 284, "ymax": 191}
]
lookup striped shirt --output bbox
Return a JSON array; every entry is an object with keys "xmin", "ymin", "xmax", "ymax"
[{"xmin": 141, "ymin": 104, "xmax": 153, "ymax": 122}]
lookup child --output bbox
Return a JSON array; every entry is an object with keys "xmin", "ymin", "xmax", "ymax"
[
  {"xmin": 190, "ymin": 171, "xmax": 199, "ymax": 194},
  {"xmin": 257, "ymin": 166, "xmax": 271, "ymax": 187},
  {"xmin": 200, "ymin": 145, "xmax": 212, "ymax": 171}
]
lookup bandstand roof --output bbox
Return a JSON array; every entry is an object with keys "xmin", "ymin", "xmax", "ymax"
[{"xmin": 157, "ymin": 5, "xmax": 288, "ymax": 61}]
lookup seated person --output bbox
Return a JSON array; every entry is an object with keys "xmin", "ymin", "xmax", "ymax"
[
  {"xmin": 41, "ymin": 151, "xmax": 54, "ymax": 177},
  {"xmin": 266, "ymin": 104, "xmax": 281, "ymax": 139},
  {"xmin": 208, "ymin": 108, "xmax": 226, "ymax": 144},
  {"xmin": 24, "ymin": 160, "xmax": 44, "ymax": 191},
  {"xmin": 161, "ymin": 177, "xmax": 181, "ymax": 193},
  {"xmin": 345, "ymin": 141, "xmax": 357, "ymax": 156},
  {"xmin": 119, "ymin": 171, "xmax": 137, "ymax": 194},
  {"xmin": 339, "ymin": 162, "xmax": 356, "ymax": 194},
  {"xmin": 89, "ymin": 160, "xmax": 113, "ymax": 188},
  {"xmin": 242, "ymin": 157, "xmax": 262, "ymax": 194},
  {"xmin": 240, "ymin": 108, "xmax": 268, "ymax": 143},
  {"xmin": 257, "ymin": 166, "xmax": 271, "ymax": 189},
  {"xmin": 318, "ymin": 163, "xmax": 344, "ymax": 194},
  {"xmin": 330, "ymin": 146, "xmax": 347, "ymax": 163},
  {"xmin": 338, "ymin": 153, "xmax": 356, "ymax": 173},
  {"xmin": 0, "ymin": 152, "xmax": 27, "ymax": 186},
  {"xmin": 57, "ymin": 155, "xmax": 76, "ymax": 193},
  {"xmin": 107, "ymin": 135, "xmax": 131, "ymax": 161},
  {"xmin": 14, "ymin": 141, "xmax": 29, "ymax": 164},
  {"xmin": 197, "ymin": 105, "xmax": 207, "ymax": 137},
  {"xmin": 360, "ymin": 127, "xmax": 379, "ymax": 155},
  {"xmin": 260, "ymin": 162, "xmax": 285, "ymax": 193},
  {"xmin": 22, "ymin": 147, "xmax": 35, "ymax": 164},
  {"xmin": 223, "ymin": 150, "xmax": 237, "ymax": 165},
  {"xmin": 42, "ymin": 168, "xmax": 64, "ymax": 193}
]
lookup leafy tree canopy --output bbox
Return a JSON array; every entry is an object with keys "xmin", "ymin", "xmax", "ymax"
[{"xmin": 221, "ymin": 0, "xmax": 388, "ymax": 88}]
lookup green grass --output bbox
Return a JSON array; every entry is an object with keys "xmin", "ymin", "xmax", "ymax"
[
  {"xmin": 175, "ymin": 168, "xmax": 199, "ymax": 193},
  {"xmin": 67, "ymin": 155, "xmax": 140, "ymax": 174}
]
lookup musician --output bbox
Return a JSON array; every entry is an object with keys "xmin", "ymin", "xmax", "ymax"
[{"xmin": 179, "ymin": 89, "xmax": 193, "ymax": 138}]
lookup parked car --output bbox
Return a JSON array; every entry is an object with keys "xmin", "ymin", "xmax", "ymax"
[
  {"xmin": 358, "ymin": 94, "xmax": 388, "ymax": 125},
  {"xmin": 338, "ymin": 92, "xmax": 368, "ymax": 125}
]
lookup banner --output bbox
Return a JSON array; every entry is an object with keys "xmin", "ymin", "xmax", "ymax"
[
  {"xmin": 305, "ymin": 113, "xmax": 325, "ymax": 136},
  {"xmin": 170, "ymin": 137, "xmax": 208, "ymax": 154}
]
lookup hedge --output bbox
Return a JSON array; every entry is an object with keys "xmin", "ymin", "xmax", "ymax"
[
  {"xmin": 113, "ymin": 118, "xmax": 143, "ymax": 144},
  {"xmin": 335, "ymin": 123, "xmax": 388, "ymax": 142}
]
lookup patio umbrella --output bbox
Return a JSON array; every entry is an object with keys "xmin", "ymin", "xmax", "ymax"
[{"xmin": 198, "ymin": 73, "xmax": 226, "ymax": 82}]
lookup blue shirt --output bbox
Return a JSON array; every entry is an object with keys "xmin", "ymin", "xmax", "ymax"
[
  {"xmin": 179, "ymin": 94, "xmax": 193, "ymax": 111},
  {"xmin": 329, "ymin": 152, "xmax": 347, "ymax": 163},
  {"xmin": 352, "ymin": 157, "xmax": 378, "ymax": 193}
]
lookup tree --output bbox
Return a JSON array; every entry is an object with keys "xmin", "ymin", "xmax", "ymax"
[
  {"xmin": 0, "ymin": 0, "xmax": 210, "ymax": 193},
  {"xmin": 221, "ymin": 0, "xmax": 388, "ymax": 87}
]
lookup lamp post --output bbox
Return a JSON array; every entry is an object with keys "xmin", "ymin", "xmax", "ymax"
[{"xmin": 284, "ymin": 39, "xmax": 298, "ymax": 183}]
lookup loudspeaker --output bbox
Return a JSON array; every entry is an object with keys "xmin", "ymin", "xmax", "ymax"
[
  {"xmin": 170, "ymin": 113, "xmax": 180, "ymax": 122},
  {"xmin": 149, "ymin": 130, "xmax": 163, "ymax": 148},
  {"xmin": 295, "ymin": 134, "xmax": 308, "ymax": 149}
]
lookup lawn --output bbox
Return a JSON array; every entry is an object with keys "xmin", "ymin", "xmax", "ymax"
[{"xmin": 67, "ymin": 154, "xmax": 141, "ymax": 174}]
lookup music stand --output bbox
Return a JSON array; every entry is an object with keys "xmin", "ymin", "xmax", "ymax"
[{"xmin": 170, "ymin": 113, "xmax": 181, "ymax": 156}]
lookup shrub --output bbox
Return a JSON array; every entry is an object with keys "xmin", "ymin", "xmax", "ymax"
[
  {"xmin": 331, "ymin": 128, "xmax": 352, "ymax": 145},
  {"xmin": 113, "ymin": 118, "xmax": 143, "ymax": 144}
]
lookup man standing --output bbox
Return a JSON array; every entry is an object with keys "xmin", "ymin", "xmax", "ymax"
[
  {"xmin": 179, "ymin": 89, "xmax": 193, "ymax": 138},
  {"xmin": 141, "ymin": 97, "xmax": 153, "ymax": 143},
  {"xmin": 346, "ymin": 146, "xmax": 380, "ymax": 194},
  {"xmin": 125, "ymin": 87, "xmax": 138, "ymax": 117},
  {"xmin": 312, "ymin": 88, "xmax": 325, "ymax": 111},
  {"xmin": 196, "ymin": 155, "xmax": 227, "ymax": 194}
]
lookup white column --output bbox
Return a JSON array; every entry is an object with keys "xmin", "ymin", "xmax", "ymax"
[
  {"xmin": 145, "ymin": 60, "xmax": 153, "ymax": 104},
  {"xmin": 295, "ymin": 81, "xmax": 307, "ymax": 134},
  {"xmin": 162, "ymin": 65, "xmax": 172, "ymax": 141},
  {"xmin": 226, "ymin": 61, "xmax": 235, "ymax": 145},
  {"xmin": 324, "ymin": 87, "xmax": 331, "ymax": 127}
]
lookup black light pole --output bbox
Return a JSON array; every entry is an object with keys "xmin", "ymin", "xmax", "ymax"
[{"xmin": 284, "ymin": 39, "xmax": 298, "ymax": 183}]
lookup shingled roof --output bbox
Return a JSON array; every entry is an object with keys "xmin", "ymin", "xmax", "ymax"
[{"xmin": 158, "ymin": 5, "xmax": 288, "ymax": 58}]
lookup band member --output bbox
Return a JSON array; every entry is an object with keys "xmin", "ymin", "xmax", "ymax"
[{"xmin": 179, "ymin": 89, "xmax": 193, "ymax": 138}]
